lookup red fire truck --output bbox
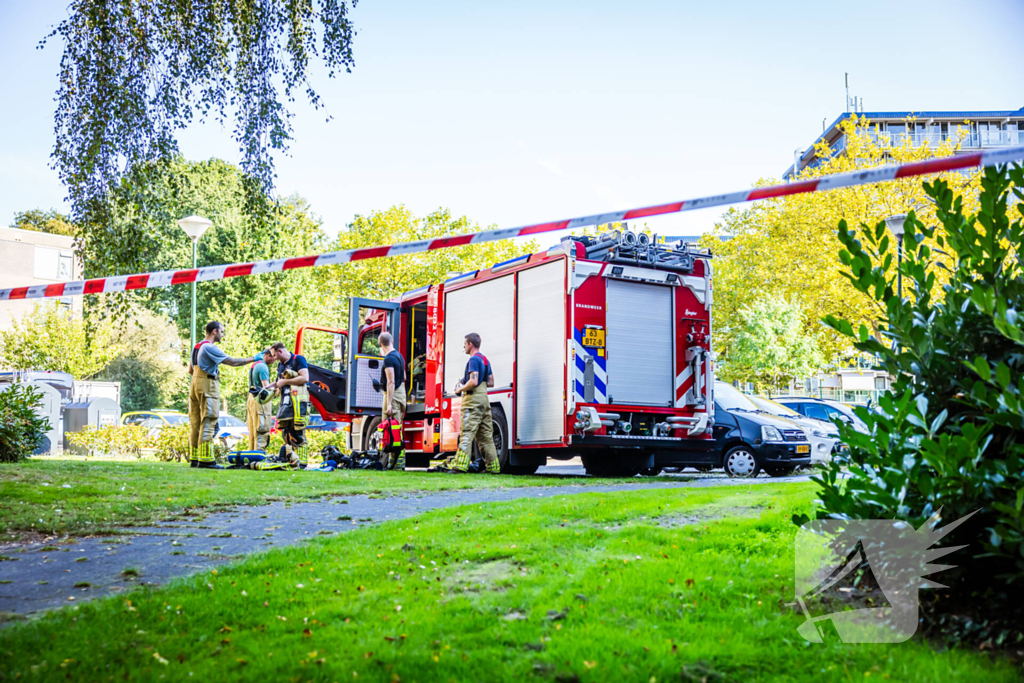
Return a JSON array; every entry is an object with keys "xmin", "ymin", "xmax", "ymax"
[{"xmin": 294, "ymin": 230, "xmax": 715, "ymax": 476}]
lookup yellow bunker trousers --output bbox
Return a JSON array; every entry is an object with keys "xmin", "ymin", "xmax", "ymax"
[
  {"xmin": 189, "ymin": 370, "xmax": 220, "ymax": 464},
  {"xmin": 246, "ymin": 393, "xmax": 274, "ymax": 451},
  {"xmin": 452, "ymin": 384, "xmax": 499, "ymax": 472}
]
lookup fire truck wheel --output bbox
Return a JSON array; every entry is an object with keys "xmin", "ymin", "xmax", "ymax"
[
  {"xmin": 363, "ymin": 416, "xmax": 383, "ymax": 453},
  {"xmin": 639, "ymin": 467, "xmax": 663, "ymax": 477},
  {"xmin": 722, "ymin": 445, "xmax": 761, "ymax": 478}
]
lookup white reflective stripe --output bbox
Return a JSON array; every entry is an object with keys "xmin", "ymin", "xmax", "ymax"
[
  {"xmin": 63, "ymin": 282, "xmax": 86, "ymax": 296},
  {"xmin": 104, "ymin": 276, "xmax": 129, "ymax": 293},
  {"xmin": 684, "ymin": 190, "xmax": 752, "ymax": 211},
  {"xmin": 566, "ymin": 211, "xmax": 629, "ymax": 229},
  {"xmin": 817, "ymin": 165, "xmax": 899, "ymax": 191},
  {"xmin": 388, "ymin": 239, "xmax": 433, "ymax": 254},
  {"xmin": 982, "ymin": 148, "xmax": 1024, "ymax": 166},
  {"xmin": 315, "ymin": 250, "xmax": 353, "ymax": 266},
  {"xmin": 197, "ymin": 266, "xmax": 228, "ymax": 282},
  {"xmin": 252, "ymin": 259, "xmax": 289, "ymax": 275},
  {"xmin": 154, "ymin": 273, "xmax": 179, "ymax": 287}
]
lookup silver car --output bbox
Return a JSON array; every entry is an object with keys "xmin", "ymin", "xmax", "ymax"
[{"xmin": 749, "ymin": 395, "xmax": 839, "ymax": 465}]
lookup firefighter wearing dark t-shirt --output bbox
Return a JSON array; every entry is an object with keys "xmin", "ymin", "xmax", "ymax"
[
  {"xmin": 450, "ymin": 332, "xmax": 500, "ymax": 474},
  {"xmin": 268, "ymin": 341, "xmax": 311, "ymax": 469},
  {"xmin": 378, "ymin": 332, "xmax": 407, "ymax": 470}
]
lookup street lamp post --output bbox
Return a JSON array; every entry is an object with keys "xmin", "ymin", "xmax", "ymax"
[
  {"xmin": 177, "ymin": 215, "xmax": 213, "ymax": 350},
  {"xmin": 884, "ymin": 214, "xmax": 906, "ymax": 299}
]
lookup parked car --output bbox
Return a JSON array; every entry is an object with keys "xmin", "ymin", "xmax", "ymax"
[
  {"xmin": 774, "ymin": 397, "xmax": 869, "ymax": 434},
  {"xmin": 121, "ymin": 410, "xmax": 188, "ymax": 436},
  {"xmin": 748, "ymin": 395, "xmax": 839, "ymax": 464},
  {"xmin": 305, "ymin": 414, "xmax": 347, "ymax": 432},
  {"xmin": 713, "ymin": 382, "xmax": 812, "ymax": 477},
  {"xmin": 217, "ymin": 414, "xmax": 249, "ymax": 450},
  {"xmin": 271, "ymin": 414, "xmax": 348, "ymax": 433}
]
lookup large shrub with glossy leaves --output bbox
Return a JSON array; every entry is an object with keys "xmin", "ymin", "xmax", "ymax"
[
  {"xmin": 797, "ymin": 163, "xmax": 1024, "ymax": 639},
  {"xmin": 0, "ymin": 384, "xmax": 51, "ymax": 462}
]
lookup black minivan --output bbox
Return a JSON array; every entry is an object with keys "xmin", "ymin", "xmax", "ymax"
[{"xmin": 713, "ymin": 382, "xmax": 812, "ymax": 477}]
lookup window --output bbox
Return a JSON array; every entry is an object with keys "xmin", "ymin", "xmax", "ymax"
[
  {"xmin": 33, "ymin": 247, "xmax": 59, "ymax": 280},
  {"xmin": 58, "ymin": 252, "xmax": 74, "ymax": 280},
  {"xmin": 802, "ymin": 403, "xmax": 830, "ymax": 421},
  {"xmin": 360, "ymin": 333, "xmax": 381, "ymax": 356},
  {"xmin": 714, "ymin": 383, "xmax": 759, "ymax": 412}
]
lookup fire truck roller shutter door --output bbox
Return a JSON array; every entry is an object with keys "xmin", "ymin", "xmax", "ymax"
[
  {"xmin": 605, "ymin": 279, "xmax": 673, "ymax": 406},
  {"xmin": 516, "ymin": 260, "xmax": 566, "ymax": 444},
  {"xmin": 443, "ymin": 275, "xmax": 515, "ymax": 396}
]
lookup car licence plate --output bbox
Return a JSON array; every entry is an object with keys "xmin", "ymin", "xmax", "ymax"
[{"xmin": 796, "ymin": 445, "xmax": 810, "ymax": 454}]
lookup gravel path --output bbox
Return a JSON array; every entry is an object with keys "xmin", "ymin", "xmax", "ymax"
[{"xmin": 0, "ymin": 471, "xmax": 809, "ymax": 618}]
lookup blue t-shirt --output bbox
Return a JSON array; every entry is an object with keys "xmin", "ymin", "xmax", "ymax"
[
  {"xmin": 196, "ymin": 343, "xmax": 228, "ymax": 377},
  {"xmin": 462, "ymin": 353, "xmax": 491, "ymax": 387},
  {"xmin": 277, "ymin": 353, "xmax": 309, "ymax": 382}
]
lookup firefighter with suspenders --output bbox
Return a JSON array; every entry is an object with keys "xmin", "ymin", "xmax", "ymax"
[
  {"xmin": 449, "ymin": 332, "xmax": 500, "ymax": 474},
  {"xmin": 267, "ymin": 341, "xmax": 312, "ymax": 469},
  {"xmin": 188, "ymin": 321, "xmax": 267, "ymax": 469},
  {"xmin": 246, "ymin": 349, "xmax": 275, "ymax": 451}
]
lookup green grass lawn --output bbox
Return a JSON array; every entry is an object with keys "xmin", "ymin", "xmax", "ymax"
[
  {"xmin": 0, "ymin": 483, "xmax": 1016, "ymax": 682},
  {"xmin": 0, "ymin": 458, "xmax": 643, "ymax": 539}
]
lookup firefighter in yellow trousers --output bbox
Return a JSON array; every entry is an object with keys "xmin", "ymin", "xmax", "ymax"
[
  {"xmin": 246, "ymin": 349, "xmax": 275, "ymax": 451},
  {"xmin": 189, "ymin": 321, "xmax": 267, "ymax": 469},
  {"xmin": 450, "ymin": 333, "xmax": 500, "ymax": 474}
]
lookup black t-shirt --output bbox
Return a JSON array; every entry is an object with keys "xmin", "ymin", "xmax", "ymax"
[{"xmin": 383, "ymin": 350, "xmax": 405, "ymax": 390}]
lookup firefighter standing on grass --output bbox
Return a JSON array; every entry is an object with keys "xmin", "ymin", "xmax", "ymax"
[
  {"xmin": 378, "ymin": 332, "xmax": 407, "ymax": 470},
  {"xmin": 188, "ymin": 321, "xmax": 266, "ymax": 469},
  {"xmin": 246, "ymin": 349, "xmax": 275, "ymax": 451},
  {"xmin": 268, "ymin": 341, "xmax": 311, "ymax": 469},
  {"xmin": 449, "ymin": 333, "xmax": 500, "ymax": 474}
]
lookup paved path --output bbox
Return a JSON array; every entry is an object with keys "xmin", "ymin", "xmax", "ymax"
[{"xmin": 0, "ymin": 470, "xmax": 809, "ymax": 618}]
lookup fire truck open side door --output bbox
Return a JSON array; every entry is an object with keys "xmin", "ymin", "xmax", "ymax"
[{"xmin": 345, "ymin": 297, "xmax": 400, "ymax": 416}]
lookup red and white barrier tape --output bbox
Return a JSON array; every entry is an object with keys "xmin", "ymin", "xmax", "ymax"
[{"xmin": 3, "ymin": 146, "xmax": 1022, "ymax": 302}]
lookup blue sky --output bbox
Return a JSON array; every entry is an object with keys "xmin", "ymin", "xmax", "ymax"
[{"xmin": 1, "ymin": 0, "xmax": 1022, "ymax": 245}]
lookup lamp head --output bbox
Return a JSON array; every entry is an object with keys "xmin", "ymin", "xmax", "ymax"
[
  {"xmin": 884, "ymin": 214, "xmax": 907, "ymax": 238},
  {"xmin": 177, "ymin": 215, "xmax": 213, "ymax": 241}
]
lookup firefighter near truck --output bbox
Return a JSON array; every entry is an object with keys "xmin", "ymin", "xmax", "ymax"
[{"xmin": 295, "ymin": 229, "xmax": 788, "ymax": 477}]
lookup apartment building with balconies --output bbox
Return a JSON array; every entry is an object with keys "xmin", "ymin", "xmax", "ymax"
[{"xmin": 784, "ymin": 106, "xmax": 1024, "ymax": 179}]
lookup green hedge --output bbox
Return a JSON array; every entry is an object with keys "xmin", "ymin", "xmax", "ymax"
[{"xmin": 800, "ymin": 163, "xmax": 1024, "ymax": 643}]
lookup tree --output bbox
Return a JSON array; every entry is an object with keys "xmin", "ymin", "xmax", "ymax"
[
  {"xmin": 325, "ymin": 206, "xmax": 539, "ymax": 303},
  {"xmin": 0, "ymin": 302, "xmax": 120, "ymax": 378},
  {"xmin": 94, "ymin": 157, "xmax": 333, "ymax": 346},
  {"xmin": 95, "ymin": 309, "xmax": 185, "ymax": 413},
  {"xmin": 11, "ymin": 209, "xmax": 77, "ymax": 237},
  {"xmin": 46, "ymin": 0, "xmax": 359, "ymax": 272},
  {"xmin": 718, "ymin": 295, "xmax": 823, "ymax": 395},
  {"xmin": 704, "ymin": 115, "xmax": 983, "ymax": 371}
]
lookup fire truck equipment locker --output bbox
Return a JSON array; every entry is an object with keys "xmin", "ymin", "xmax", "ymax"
[
  {"xmin": 515, "ymin": 260, "xmax": 566, "ymax": 445},
  {"xmin": 605, "ymin": 279, "xmax": 673, "ymax": 406},
  {"xmin": 442, "ymin": 275, "xmax": 515, "ymax": 395}
]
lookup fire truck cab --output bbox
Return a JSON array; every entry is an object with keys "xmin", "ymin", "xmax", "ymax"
[{"xmin": 295, "ymin": 230, "xmax": 716, "ymax": 477}]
